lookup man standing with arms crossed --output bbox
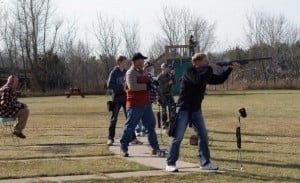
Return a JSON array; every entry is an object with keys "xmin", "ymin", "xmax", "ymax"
[
  {"xmin": 120, "ymin": 52, "xmax": 160, "ymax": 157},
  {"xmin": 157, "ymin": 63, "xmax": 175, "ymax": 129}
]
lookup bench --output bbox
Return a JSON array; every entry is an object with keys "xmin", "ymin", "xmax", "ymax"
[{"xmin": 65, "ymin": 88, "xmax": 85, "ymax": 98}]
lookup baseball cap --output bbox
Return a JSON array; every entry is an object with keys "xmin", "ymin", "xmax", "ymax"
[{"xmin": 132, "ymin": 52, "xmax": 148, "ymax": 61}]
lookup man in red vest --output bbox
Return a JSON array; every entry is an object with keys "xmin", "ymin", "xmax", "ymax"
[{"xmin": 119, "ymin": 52, "xmax": 160, "ymax": 157}]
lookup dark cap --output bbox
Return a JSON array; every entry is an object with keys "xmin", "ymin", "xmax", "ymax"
[
  {"xmin": 144, "ymin": 61, "xmax": 153, "ymax": 68},
  {"xmin": 132, "ymin": 52, "xmax": 148, "ymax": 61}
]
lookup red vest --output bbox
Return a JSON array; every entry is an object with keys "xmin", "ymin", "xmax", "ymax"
[{"xmin": 126, "ymin": 90, "xmax": 150, "ymax": 108}]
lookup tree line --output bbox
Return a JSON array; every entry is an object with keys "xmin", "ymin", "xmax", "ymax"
[{"xmin": 0, "ymin": 0, "xmax": 299, "ymax": 94}]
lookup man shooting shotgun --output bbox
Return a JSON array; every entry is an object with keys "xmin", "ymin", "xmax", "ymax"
[
  {"xmin": 165, "ymin": 52, "xmax": 240, "ymax": 172},
  {"xmin": 216, "ymin": 57, "xmax": 272, "ymax": 67}
]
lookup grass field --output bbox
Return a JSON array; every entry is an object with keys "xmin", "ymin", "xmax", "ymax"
[{"xmin": 0, "ymin": 90, "xmax": 299, "ymax": 182}]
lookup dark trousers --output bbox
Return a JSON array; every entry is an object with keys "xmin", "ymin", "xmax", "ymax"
[
  {"xmin": 189, "ymin": 47, "xmax": 195, "ymax": 57},
  {"xmin": 161, "ymin": 95, "xmax": 175, "ymax": 126},
  {"xmin": 107, "ymin": 102, "xmax": 136, "ymax": 140}
]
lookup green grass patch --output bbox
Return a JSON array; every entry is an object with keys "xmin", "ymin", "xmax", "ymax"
[{"xmin": 0, "ymin": 157, "xmax": 154, "ymax": 179}]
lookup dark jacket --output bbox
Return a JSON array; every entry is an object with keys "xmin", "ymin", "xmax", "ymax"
[
  {"xmin": 107, "ymin": 67, "xmax": 127, "ymax": 103},
  {"xmin": 177, "ymin": 66, "xmax": 232, "ymax": 112},
  {"xmin": 157, "ymin": 72, "xmax": 173, "ymax": 95}
]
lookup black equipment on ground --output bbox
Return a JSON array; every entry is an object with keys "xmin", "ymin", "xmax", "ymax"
[
  {"xmin": 236, "ymin": 107, "xmax": 247, "ymax": 171},
  {"xmin": 239, "ymin": 108, "xmax": 247, "ymax": 118},
  {"xmin": 189, "ymin": 135, "xmax": 198, "ymax": 146},
  {"xmin": 106, "ymin": 101, "xmax": 114, "ymax": 112},
  {"xmin": 157, "ymin": 104, "xmax": 161, "ymax": 129},
  {"xmin": 216, "ymin": 57, "xmax": 272, "ymax": 67},
  {"xmin": 167, "ymin": 103, "xmax": 177, "ymax": 137}
]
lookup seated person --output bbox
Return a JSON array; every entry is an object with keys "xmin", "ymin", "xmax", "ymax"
[{"xmin": 0, "ymin": 75, "xmax": 29, "ymax": 139}]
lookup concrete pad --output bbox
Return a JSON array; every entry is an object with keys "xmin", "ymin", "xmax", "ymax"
[
  {"xmin": 0, "ymin": 174, "xmax": 107, "ymax": 183},
  {"xmin": 0, "ymin": 137, "xmax": 226, "ymax": 183},
  {"xmin": 105, "ymin": 170, "xmax": 168, "ymax": 178},
  {"xmin": 109, "ymin": 137, "xmax": 226, "ymax": 173}
]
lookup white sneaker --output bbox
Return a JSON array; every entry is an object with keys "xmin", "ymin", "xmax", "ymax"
[
  {"xmin": 135, "ymin": 132, "xmax": 141, "ymax": 137},
  {"xmin": 165, "ymin": 165, "xmax": 178, "ymax": 172},
  {"xmin": 107, "ymin": 139, "xmax": 113, "ymax": 146},
  {"xmin": 200, "ymin": 162, "xmax": 218, "ymax": 170}
]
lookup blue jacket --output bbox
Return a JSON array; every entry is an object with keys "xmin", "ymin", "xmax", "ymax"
[{"xmin": 107, "ymin": 67, "xmax": 126, "ymax": 103}]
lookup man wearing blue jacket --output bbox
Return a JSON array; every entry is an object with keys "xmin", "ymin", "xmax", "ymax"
[{"xmin": 106, "ymin": 56, "xmax": 142, "ymax": 146}]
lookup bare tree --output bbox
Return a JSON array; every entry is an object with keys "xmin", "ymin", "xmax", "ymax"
[
  {"xmin": 147, "ymin": 35, "xmax": 167, "ymax": 61},
  {"xmin": 0, "ymin": 0, "xmax": 63, "ymax": 91},
  {"xmin": 93, "ymin": 13, "xmax": 121, "ymax": 79},
  {"xmin": 158, "ymin": 6, "xmax": 185, "ymax": 45},
  {"xmin": 56, "ymin": 21, "xmax": 78, "ymax": 63},
  {"xmin": 192, "ymin": 17, "xmax": 216, "ymax": 52},
  {"xmin": 157, "ymin": 6, "xmax": 216, "ymax": 52},
  {"xmin": 0, "ymin": 11, "xmax": 18, "ymax": 69},
  {"xmin": 120, "ymin": 21, "xmax": 141, "ymax": 58},
  {"xmin": 244, "ymin": 11, "xmax": 299, "ymax": 86}
]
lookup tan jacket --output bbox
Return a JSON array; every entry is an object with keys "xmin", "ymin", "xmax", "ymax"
[{"xmin": 125, "ymin": 66, "xmax": 150, "ymax": 108}]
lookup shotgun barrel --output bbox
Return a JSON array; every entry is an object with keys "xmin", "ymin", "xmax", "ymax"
[{"xmin": 216, "ymin": 57, "xmax": 272, "ymax": 67}]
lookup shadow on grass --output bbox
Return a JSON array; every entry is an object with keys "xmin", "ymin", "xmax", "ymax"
[
  {"xmin": 35, "ymin": 142, "xmax": 103, "ymax": 146},
  {"xmin": 32, "ymin": 111, "xmax": 111, "ymax": 116},
  {"xmin": 209, "ymin": 130, "xmax": 298, "ymax": 138},
  {"xmin": 212, "ymin": 147, "xmax": 300, "ymax": 156},
  {"xmin": 210, "ymin": 138, "xmax": 286, "ymax": 145},
  {"xmin": 27, "ymin": 127, "xmax": 108, "ymax": 129},
  {"xmin": 206, "ymin": 91, "xmax": 299, "ymax": 96},
  {"xmin": 39, "ymin": 145, "xmax": 71, "ymax": 154},
  {"xmin": 213, "ymin": 157, "xmax": 300, "ymax": 170},
  {"xmin": 222, "ymin": 169, "xmax": 300, "ymax": 182}
]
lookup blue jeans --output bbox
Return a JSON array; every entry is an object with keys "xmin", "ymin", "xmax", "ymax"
[
  {"xmin": 135, "ymin": 121, "xmax": 146, "ymax": 134},
  {"xmin": 166, "ymin": 110, "xmax": 211, "ymax": 166},
  {"xmin": 120, "ymin": 103, "xmax": 159, "ymax": 152}
]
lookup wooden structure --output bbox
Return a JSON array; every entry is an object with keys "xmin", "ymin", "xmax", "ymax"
[
  {"xmin": 154, "ymin": 45, "xmax": 194, "ymax": 94},
  {"xmin": 65, "ymin": 88, "xmax": 85, "ymax": 98},
  {"xmin": 164, "ymin": 45, "xmax": 191, "ymax": 59}
]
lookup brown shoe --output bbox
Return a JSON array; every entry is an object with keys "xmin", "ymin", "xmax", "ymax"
[
  {"xmin": 13, "ymin": 131, "xmax": 26, "ymax": 139},
  {"xmin": 152, "ymin": 149, "xmax": 159, "ymax": 155}
]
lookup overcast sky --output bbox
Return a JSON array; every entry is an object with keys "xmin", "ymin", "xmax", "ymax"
[{"xmin": 7, "ymin": 0, "xmax": 300, "ymax": 52}]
